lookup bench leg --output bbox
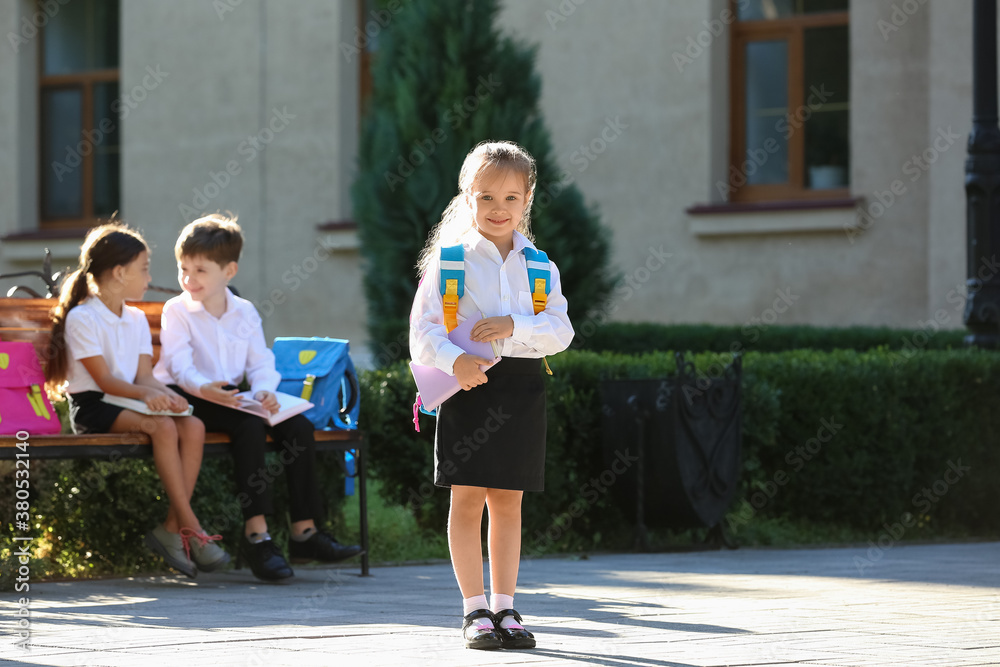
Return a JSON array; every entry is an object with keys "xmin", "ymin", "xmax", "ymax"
[{"xmin": 358, "ymin": 443, "xmax": 370, "ymax": 576}]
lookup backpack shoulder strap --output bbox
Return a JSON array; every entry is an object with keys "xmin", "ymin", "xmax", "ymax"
[
  {"xmin": 439, "ymin": 244, "xmax": 465, "ymax": 332},
  {"xmin": 522, "ymin": 247, "xmax": 551, "ymax": 315}
]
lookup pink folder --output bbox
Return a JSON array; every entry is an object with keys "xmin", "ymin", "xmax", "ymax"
[{"xmin": 410, "ymin": 315, "xmax": 501, "ymax": 412}]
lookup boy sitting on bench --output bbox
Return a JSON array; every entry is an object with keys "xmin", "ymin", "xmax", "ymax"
[{"xmin": 153, "ymin": 214, "xmax": 362, "ymax": 581}]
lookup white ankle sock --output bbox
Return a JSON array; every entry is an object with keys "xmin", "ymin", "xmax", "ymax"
[
  {"xmin": 247, "ymin": 532, "xmax": 271, "ymax": 544},
  {"xmin": 463, "ymin": 595, "xmax": 493, "ymax": 629},
  {"xmin": 291, "ymin": 527, "xmax": 316, "ymax": 543},
  {"xmin": 491, "ymin": 594, "xmax": 522, "ymax": 629}
]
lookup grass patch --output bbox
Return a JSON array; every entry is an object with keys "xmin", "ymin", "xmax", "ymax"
[{"xmin": 339, "ymin": 477, "xmax": 449, "ymax": 564}]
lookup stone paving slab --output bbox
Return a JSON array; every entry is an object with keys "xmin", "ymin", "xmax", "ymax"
[{"xmin": 1, "ymin": 542, "xmax": 998, "ymax": 666}]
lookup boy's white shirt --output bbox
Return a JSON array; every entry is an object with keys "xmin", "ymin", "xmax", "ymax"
[
  {"xmin": 152, "ymin": 288, "xmax": 281, "ymax": 397},
  {"xmin": 64, "ymin": 297, "xmax": 154, "ymax": 394},
  {"xmin": 409, "ymin": 228, "xmax": 575, "ymax": 375}
]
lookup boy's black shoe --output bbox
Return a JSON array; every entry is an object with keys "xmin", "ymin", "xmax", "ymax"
[
  {"xmin": 242, "ymin": 535, "xmax": 294, "ymax": 581},
  {"xmin": 288, "ymin": 530, "xmax": 365, "ymax": 564}
]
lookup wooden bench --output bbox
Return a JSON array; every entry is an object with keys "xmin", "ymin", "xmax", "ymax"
[{"xmin": 0, "ymin": 297, "xmax": 369, "ymax": 576}]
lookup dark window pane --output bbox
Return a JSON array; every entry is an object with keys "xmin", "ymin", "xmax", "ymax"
[
  {"xmin": 43, "ymin": 0, "xmax": 119, "ymax": 75},
  {"xmin": 804, "ymin": 25, "xmax": 850, "ymax": 188},
  {"xmin": 41, "ymin": 88, "xmax": 84, "ymax": 219},
  {"xmin": 737, "ymin": 0, "xmax": 848, "ymax": 21},
  {"xmin": 744, "ymin": 40, "xmax": 789, "ymax": 185},
  {"xmin": 92, "ymin": 82, "xmax": 121, "ymax": 216},
  {"xmin": 801, "ymin": 0, "xmax": 849, "ymax": 14}
]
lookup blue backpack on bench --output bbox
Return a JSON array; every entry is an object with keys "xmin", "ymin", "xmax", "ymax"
[{"xmin": 273, "ymin": 337, "xmax": 360, "ymax": 431}]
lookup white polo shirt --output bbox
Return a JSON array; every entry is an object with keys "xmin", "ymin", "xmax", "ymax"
[
  {"xmin": 153, "ymin": 288, "xmax": 281, "ymax": 397},
  {"xmin": 64, "ymin": 297, "xmax": 154, "ymax": 394},
  {"xmin": 409, "ymin": 228, "xmax": 575, "ymax": 375}
]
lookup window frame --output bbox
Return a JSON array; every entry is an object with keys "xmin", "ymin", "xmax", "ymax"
[
  {"xmin": 37, "ymin": 8, "xmax": 120, "ymax": 229},
  {"xmin": 729, "ymin": 3, "xmax": 849, "ymax": 203},
  {"xmin": 358, "ymin": 0, "xmax": 374, "ymax": 111}
]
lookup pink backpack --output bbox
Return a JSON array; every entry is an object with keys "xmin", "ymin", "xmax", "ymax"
[{"xmin": 0, "ymin": 341, "xmax": 62, "ymax": 435}]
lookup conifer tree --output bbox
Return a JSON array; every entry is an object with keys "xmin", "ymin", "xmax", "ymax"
[{"xmin": 353, "ymin": 0, "xmax": 615, "ymax": 365}]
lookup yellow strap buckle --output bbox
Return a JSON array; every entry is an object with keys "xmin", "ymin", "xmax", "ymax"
[
  {"xmin": 301, "ymin": 374, "xmax": 316, "ymax": 401},
  {"xmin": 443, "ymin": 278, "xmax": 460, "ymax": 333},
  {"xmin": 531, "ymin": 277, "xmax": 547, "ymax": 315}
]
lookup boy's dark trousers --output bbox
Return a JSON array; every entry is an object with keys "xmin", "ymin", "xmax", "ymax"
[{"xmin": 171, "ymin": 386, "xmax": 324, "ymax": 523}]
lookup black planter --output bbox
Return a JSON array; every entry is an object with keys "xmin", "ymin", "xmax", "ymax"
[{"xmin": 599, "ymin": 354, "xmax": 742, "ymax": 548}]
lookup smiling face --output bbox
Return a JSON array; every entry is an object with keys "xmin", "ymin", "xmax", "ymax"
[
  {"xmin": 177, "ymin": 254, "xmax": 237, "ymax": 308},
  {"xmin": 470, "ymin": 168, "xmax": 529, "ymax": 250}
]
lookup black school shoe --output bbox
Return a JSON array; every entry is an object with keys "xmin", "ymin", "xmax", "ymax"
[
  {"xmin": 493, "ymin": 609, "xmax": 536, "ymax": 649},
  {"xmin": 241, "ymin": 535, "xmax": 294, "ymax": 581},
  {"xmin": 462, "ymin": 609, "xmax": 502, "ymax": 650},
  {"xmin": 288, "ymin": 530, "xmax": 365, "ymax": 564}
]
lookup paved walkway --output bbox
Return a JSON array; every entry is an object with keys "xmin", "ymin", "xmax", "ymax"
[{"xmin": 2, "ymin": 541, "xmax": 998, "ymax": 666}]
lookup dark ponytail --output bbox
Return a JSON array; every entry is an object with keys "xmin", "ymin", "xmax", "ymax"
[{"xmin": 45, "ymin": 223, "xmax": 149, "ymax": 389}]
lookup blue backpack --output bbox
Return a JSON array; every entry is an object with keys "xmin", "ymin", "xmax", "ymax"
[
  {"xmin": 439, "ymin": 244, "xmax": 552, "ymax": 333},
  {"xmin": 273, "ymin": 337, "xmax": 360, "ymax": 431},
  {"xmin": 412, "ymin": 244, "xmax": 551, "ymax": 427}
]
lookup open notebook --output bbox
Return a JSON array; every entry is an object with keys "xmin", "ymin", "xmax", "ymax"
[
  {"xmin": 102, "ymin": 391, "xmax": 312, "ymax": 426},
  {"xmin": 200, "ymin": 390, "xmax": 314, "ymax": 426},
  {"xmin": 409, "ymin": 314, "xmax": 502, "ymax": 413},
  {"xmin": 101, "ymin": 394, "xmax": 194, "ymax": 417}
]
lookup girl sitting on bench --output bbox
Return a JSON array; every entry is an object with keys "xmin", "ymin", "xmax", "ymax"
[{"xmin": 45, "ymin": 223, "xmax": 228, "ymax": 578}]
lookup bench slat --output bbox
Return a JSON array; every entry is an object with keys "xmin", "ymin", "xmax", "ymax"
[
  {"xmin": 0, "ymin": 298, "xmax": 164, "ymax": 329},
  {"xmin": 0, "ymin": 430, "xmax": 361, "ymax": 449},
  {"xmin": 0, "ymin": 434, "xmax": 361, "ymax": 460}
]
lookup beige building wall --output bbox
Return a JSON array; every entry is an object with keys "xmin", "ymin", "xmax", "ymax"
[
  {"xmin": 499, "ymin": 0, "xmax": 968, "ymax": 331},
  {"xmin": 0, "ymin": 0, "xmax": 985, "ymax": 362},
  {"xmin": 0, "ymin": 0, "xmax": 367, "ymax": 357},
  {"xmin": 119, "ymin": 0, "xmax": 365, "ymax": 349},
  {"xmin": 928, "ymin": 4, "xmax": 974, "ymax": 330},
  {"xmin": 0, "ymin": 3, "xmax": 21, "ymax": 238},
  {"xmin": 0, "ymin": 0, "xmax": 40, "ymax": 238}
]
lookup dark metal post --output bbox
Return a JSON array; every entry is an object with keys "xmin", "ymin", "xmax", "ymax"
[
  {"xmin": 965, "ymin": 0, "xmax": 1000, "ymax": 347},
  {"xmin": 626, "ymin": 394, "xmax": 650, "ymax": 552}
]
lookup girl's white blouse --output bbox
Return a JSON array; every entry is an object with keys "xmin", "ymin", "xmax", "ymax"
[
  {"xmin": 410, "ymin": 229, "xmax": 575, "ymax": 375},
  {"xmin": 64, "ymin": 297, "xmax": 154, "ymax": 394}
]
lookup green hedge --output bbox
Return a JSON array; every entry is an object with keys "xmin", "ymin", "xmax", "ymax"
[
  {"xmin": 0, "ymin": 445, "xmax": 351, "ymax": 587},
  {"xmin": 4, "ymin": 346, "xmax": 998, "ymax": 586},
  {"xmin": 362, "ymin": 348, "xmax": 1000, "ymax": 554},
  {"xmin": 575, "ymin": 322, "xmax": 967, "ymax": 355}
]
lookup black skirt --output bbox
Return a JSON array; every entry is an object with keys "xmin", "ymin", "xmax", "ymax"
[
  {"xmin": 68, "ymin": 391, "xmax": 125, "ymax": 434},
  {"xmin": 434, "ymin": 357, "xmax": 546, "ymax": 491}
]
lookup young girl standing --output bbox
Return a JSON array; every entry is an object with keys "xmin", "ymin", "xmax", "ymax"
[
  {"xmin": 46, "ymin": 223, "xmax": 228, "ymax": 579},
  {"xmin": 410, "ymin": 141, "xmax": 574, "ymax": 650}
]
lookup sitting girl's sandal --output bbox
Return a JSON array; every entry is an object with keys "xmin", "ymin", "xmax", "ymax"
[
  {"xmin": 145, "ymin": 525, "xmax": 196, "ymax": 579},
  {"xmin": 462, "ymin": 609, "xmax": 502, "ymax": 650},
  {"xmin": 181, "ymin": 528, "xmax": 231, "ymax": 572},
  {"xmin": 493, "ymin": 609, "xmax": 536, "ymax": 649}
]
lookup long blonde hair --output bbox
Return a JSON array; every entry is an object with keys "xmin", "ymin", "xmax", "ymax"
[{"xmin": 417, "ymin": 140, "xmax": 537, "ymax": 277}]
